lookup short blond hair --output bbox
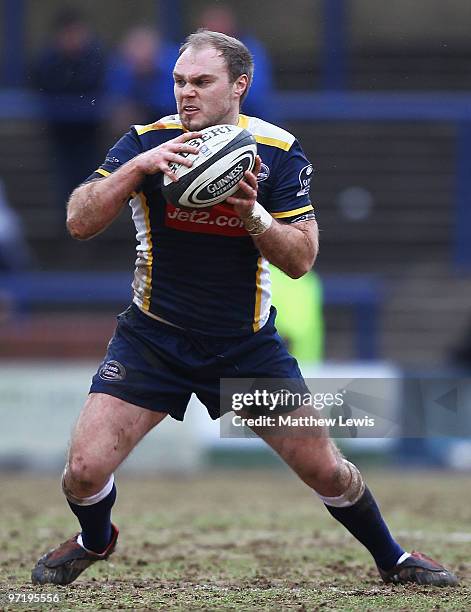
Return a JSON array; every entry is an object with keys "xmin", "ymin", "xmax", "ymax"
[{"xmin": 179, "ymin": 29, "xmax": 254, "ymax": 104}]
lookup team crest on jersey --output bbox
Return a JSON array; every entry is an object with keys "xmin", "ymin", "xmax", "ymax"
[
  {"xmin": 297, "ymin": 164, "xmax": 314, "ymax": 196},
  {"xmin": 257, "ymin": 163, "xmax": 270, "ymax": 182},
  {"xmin": 99, "ymin": 360, "xmax": 126, "ymax": 382}
]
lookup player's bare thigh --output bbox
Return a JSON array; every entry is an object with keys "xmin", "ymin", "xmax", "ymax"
[
  {"xmin": 245, "ymin": 404, "xmax": 349, "ymax": 496},
  {"xmin": 65, "ymin": 393, "xmax": 167, "ymax": 498}
]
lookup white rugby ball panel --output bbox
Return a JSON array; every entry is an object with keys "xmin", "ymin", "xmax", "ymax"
[
  {"xmin": 162, "ymin": 124, "xmax": 242, "ymax": 189},
  {"xmin": 181, "ymin": 147, "xmax": 255, "ymax": 207},
  {"xmin": 165, "ymin": 125, "xmax": 241, "ymax": 178},
  {"xmin": 161, "ymin": 125, "xmax": 257, "ymax": 208}
]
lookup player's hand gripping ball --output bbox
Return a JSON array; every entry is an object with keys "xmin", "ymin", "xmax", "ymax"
[{"xmin": 162, "ymin": 124, "xmax": 257, "ymax": 209}]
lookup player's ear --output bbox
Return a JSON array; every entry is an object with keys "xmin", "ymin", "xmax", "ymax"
[{"xmin": 233, "ymin": 74, "xmax": 249, "ymax": 100}]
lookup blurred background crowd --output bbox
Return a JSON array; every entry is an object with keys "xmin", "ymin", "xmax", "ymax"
[{"xmin": 1, "ymin": 0, "xmax": 471, "ymax": 470}]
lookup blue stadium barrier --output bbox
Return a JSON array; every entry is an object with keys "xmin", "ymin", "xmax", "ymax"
[
  {"xmin": 0, "ymin": 272, "xmax": 382, "ymax": 360},
  {"xmin": 3, "ymin": 90, "xmax": 471, "ymax": 121},
  {"xmin": 0, "ymin": 272, "xmax": 133, "ymax": 306},
  {"xmin": 322, "ymin": 275, "xmax": 383, "ymax": 360}
]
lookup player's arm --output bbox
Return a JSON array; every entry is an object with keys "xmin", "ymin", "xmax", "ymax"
[
  {"xmin": 252, "ymin": 217, "xmax": 318, "ymax": 279},
  {"xmin": 225, "ymin": 156, "xmax": 319, "ymax": 278},
  {"xmin": 67, "ymin": 132, "xmax": 201, "ymax": 240}
]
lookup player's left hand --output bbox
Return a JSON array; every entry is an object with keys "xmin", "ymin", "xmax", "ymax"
[{"xmin": 225, "ymin": 155, "xmax": 262, "ymax": 219}]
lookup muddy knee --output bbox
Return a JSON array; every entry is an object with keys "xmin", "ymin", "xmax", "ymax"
[
  {"xmin": 316, "ymin": 460, "xmax": 365, "ymax": 506},
  {"xmin": 63, "ymin": 455, "xmax": 112, "ymax": 502},
  {"xmin": 297, "ymin": 440, "xmax": 348, "ymax": 493}
]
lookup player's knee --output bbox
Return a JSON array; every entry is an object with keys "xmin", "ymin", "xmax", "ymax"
[
  {"xmin": 312, "ymin": 452, "xmax": 344, "ymax": 489},
  {"xmin": 280, "ymin": 437, "xmax": 343, "ymax": 491},
  {"xmin": 300, "ymin": 439, "xmax": 341, "ymax": 486},
  {"xmin": 316, "ymin": 459, "xmax": 365, "ymax": 505},
  {"xmin": 301, "ymin": 454, "xmax": 342, "ymax": 493},
  {"xmin": 65, "ymin": 453, "xmax": 109, "ymax": 498}
]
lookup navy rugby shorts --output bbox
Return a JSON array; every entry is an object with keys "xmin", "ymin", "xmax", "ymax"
[{"xmin": 90, "ymin": 304, "xmax": 308, "ymax": 421}]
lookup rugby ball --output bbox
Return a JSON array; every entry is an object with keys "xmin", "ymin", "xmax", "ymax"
[{"xmin": 162, "ymin": 124, "xmax": 257, "ymax": 209}]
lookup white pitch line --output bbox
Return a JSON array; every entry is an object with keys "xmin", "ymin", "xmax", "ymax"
[{"xmin": 396, "ymin": 530, "xmax": 471, "ymax": 542}]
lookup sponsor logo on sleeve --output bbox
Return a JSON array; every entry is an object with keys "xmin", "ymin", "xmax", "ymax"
[
  {"xmin": 297, "ymin": 164, "xmax": 314, "ymax": 196},
  {"xmin": 105, "ymin": 155, "xmax": 121, "ymax": 165}
]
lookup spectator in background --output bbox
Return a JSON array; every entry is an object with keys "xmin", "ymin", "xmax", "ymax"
[
  {"xmin": 32, "ymin": 9, "xmax": 105, "ymax": 215},
  {"xmin": 197, "ymin": 5, "xmax": 274, "ymax": 119},
  {"xmin": 0, "ymin": 178, "xmax": 33, "ymax": 271},
  {"xmin": 105, "ymin": 26, "xmax": 178, "ymax": 137},
  {"xmin": 0, "ymin": 179, "xmax": 34, "ymax": 321}
]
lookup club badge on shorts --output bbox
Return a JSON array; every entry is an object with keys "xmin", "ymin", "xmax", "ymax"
[{"xmin": 99, "ymin": 360, "xmax": 126, "ymax": 382}]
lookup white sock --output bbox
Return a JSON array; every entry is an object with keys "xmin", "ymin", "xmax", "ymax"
[
  {"xmin": 396, "ymin": 552, "xmax": 411, "ymax": 565},
  {"xmin": 76, "ymin": 533, "xmax": 91, "ymax": 552}
]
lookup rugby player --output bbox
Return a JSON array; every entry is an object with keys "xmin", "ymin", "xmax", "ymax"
[{"xmin": 32, "ymin": 30, "xmax": 457, "ymax": 588}]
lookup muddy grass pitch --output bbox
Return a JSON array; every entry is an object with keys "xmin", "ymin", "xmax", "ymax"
[{"xmin": 0, "ymin": 470, "xmax": 470, "ymax": 611}]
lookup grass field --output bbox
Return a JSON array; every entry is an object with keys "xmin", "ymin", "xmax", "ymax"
[{"xmin": 0, "ymin": 469, "xmax": 470, "ymax": 611}]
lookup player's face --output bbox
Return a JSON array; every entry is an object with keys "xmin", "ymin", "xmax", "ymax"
[{"xmin": 173, "ymin": 46, "xmax": 247, "ymax": 131}]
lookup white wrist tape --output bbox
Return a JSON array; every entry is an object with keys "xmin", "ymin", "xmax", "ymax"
[{"xmin": 243, "ymin": 201, "xmax": 273, "ymax": 236}]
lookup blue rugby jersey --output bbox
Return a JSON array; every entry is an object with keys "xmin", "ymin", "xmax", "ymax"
[{"xmin": 90, "ymin": 114, "xmax": 315, "ymax": 336}]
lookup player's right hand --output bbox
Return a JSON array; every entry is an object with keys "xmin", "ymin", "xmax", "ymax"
[{"xmin": 134, "ymin": 132, "xmax": 202, "ymax": 182}]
